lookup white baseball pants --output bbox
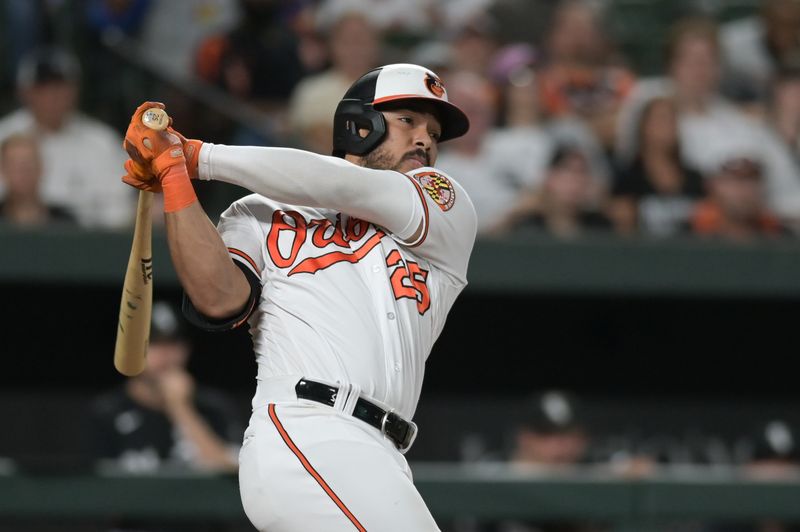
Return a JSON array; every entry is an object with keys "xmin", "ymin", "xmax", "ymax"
[{"xmin": 238, "ymin": 400, "xmax": 440, "ymax": 531}]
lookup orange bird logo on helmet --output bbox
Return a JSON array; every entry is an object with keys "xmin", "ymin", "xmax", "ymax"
[{"xmin": 424, "ymin": 73, "xmax": 445, "ymax": 98}]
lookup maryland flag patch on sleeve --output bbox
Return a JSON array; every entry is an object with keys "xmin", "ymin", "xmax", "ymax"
[{"xmin": 414, "ymin": 171, "xmax": 456, "ymax": 212}]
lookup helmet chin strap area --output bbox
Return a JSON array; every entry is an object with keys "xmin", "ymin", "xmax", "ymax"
[{"xmin": 332, "ymin": 100, "xmax": 386, "ymax": 158}]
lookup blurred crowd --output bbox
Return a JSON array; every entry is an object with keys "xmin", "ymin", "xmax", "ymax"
[
  {"xmin": 451, "ymin": 389, "xmax": 800, "ymax": 532},
  {"xmin": 1, "ymin": 0, "xmax": 800, "ymax": 243}
]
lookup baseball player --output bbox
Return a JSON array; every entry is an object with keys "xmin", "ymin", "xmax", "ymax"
[{"xmin": 122, "ymin": 64, "xmax": 477, "ymax": 531}]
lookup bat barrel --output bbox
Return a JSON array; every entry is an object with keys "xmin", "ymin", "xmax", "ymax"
[{"xmin": 113, "ymin": 190, "xmax": 154, "ymax": 376}]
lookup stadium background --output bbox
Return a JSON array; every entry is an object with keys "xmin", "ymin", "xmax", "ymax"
[{"xmin": 2, "ymin": 0, "xmax": 800, "ymax": 531}]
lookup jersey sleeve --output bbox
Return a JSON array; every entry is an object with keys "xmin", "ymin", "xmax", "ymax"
[
  {"xmin": 394, "ymin": 167, "xmax": 477, "ymax": 283},
  {"xmin": 217, "ymin": 197, "xmax": 267, "ymax": 278},
  {"xmin": 182, "ymin": 197, "xmax": 266, "ymax": 331}
]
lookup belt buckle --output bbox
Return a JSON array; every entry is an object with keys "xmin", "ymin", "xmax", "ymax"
[{"xmin": 380, "ymin": 410, "xmax": 418, "ymax": 454}]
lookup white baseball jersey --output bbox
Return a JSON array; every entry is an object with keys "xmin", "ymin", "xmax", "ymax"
[
  {"xmin": 196, "ymin": 141, "xmax": 475, "ymax": 531},
  {"xmin": 217, "ymin": 165, "xmax": 476, "ymax": 420}
]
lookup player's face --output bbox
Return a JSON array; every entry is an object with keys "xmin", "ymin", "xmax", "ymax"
[{"xmin": 362, "ymin": 107, "xmax": 442, "ymax": 173}]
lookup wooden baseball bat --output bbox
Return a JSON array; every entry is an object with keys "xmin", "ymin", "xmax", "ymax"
[
  {"xmin": 113, "ymin": 107, "xmax": 168, "ymax": 376},
  {"xmin": 114, "ymin": 189, "xmax": 154, "ymax": 376}
]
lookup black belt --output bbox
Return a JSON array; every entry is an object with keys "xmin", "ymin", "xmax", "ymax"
[{"xmin": 295, "ymin": 379, "xmax": 418, "ymax": 453}]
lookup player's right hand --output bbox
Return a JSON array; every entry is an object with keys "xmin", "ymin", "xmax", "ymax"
[
  {"xmin": 124, "ymin": 102, "xmax": 186, "ymax": 182},
  {"xmin": 123, "ymin": 102, "xmax": 199, "ymax": 212}
]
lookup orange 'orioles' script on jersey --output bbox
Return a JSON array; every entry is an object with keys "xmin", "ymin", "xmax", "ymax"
[
  {"xmin": 267, "ymin": 211, "xmax": 386, "ymax": 275},
  {"xmin": 264, "ymin": 210, "xmax": 431, "ymax": 313}
]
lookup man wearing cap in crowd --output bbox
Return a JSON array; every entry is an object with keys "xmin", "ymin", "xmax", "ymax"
[
  {"xmin": 478, "ymin": 390, "xmax": 595, "ymax": 532},
  {"xmin": 712, "ymin": 419, "xmax": 800, "ymax": 532},
  {"xmin": 688, "ymin": 155, "xmax": 788, "ymax": 241},
  {"xmin": 746, "ymin": 418, "xmax": 800, "ymax": 479},
  {"xmin": 511, "ymin": 390, "xmax": 590, "ymax": 467},
  {"xmin": 0, "ymin": 47, "xmax": 133, "ymax": 228},
  {"xmin": 88, "ymin": 301, "xmax": 243, "ymax": 473}
]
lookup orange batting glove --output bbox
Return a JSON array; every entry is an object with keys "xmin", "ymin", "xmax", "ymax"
[
  {"xmin": 123, "ymin": 102, "xmax": 197, "ymax": 212},
  {"xmin": 121, "ymin": 158, "xmax": 162, "ymax": 192},
  {"xmin": 122, "ymin": 129, "xmax": 201, "ymax": 189},
  {"xmin": 167, "ymin": 126, "xmax": 203, "ymax": 180}
]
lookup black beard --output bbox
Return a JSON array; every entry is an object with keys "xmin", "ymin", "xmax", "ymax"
[
  {"xmin": 363, "ymin": 147, "xmax": 428, "ymax": 172},
  {"xmin": 362, "ymin": 145, "xmax": 400, "ymax": 171}
]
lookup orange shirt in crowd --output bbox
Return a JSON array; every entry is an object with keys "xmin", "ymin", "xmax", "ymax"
[
  {"xmin": 690, "ymin": 200, "xmax": 785, "ymax": 237},
  {"xmin": 537, "ymin": 65, "xmax": 636, "ymax": 117}
]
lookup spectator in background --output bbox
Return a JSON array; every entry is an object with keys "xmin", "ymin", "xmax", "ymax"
[
  {"xmin": 689, "ymin": 156, "xmax": 787, "ymax": 242},
  {"xmin": 746, "ymin": 419, "xmax": 800, "ymax": 478},
  {"xmin": 0, "ymin": 134, "xmax": 74, "ymax": 226},
  {"xmin": 140, "ymin": 0, "xmax": 241, "ymax": 81},
  {"xmin": 89, "ymin": 301, "xmax": 242, "ymax": 474},
  {"xmin": 0, "ymin": 47, "xmax": 133, "ymax": 229},
  {"xmin": 483, "ymin": 43, "xmax": 611, "ymax": 232},
  {"xmin": 286, "ymin": 0, "xmax": 381, "ymax": 154},
  {"xmin": 536, "ymin": 0, "xmax": 636, "ymax": 150},
  {"xmin": 769, "ymin": 63, "xmax": 800, "ymax": 161},
  {"xmin": 504, "ymin": 145, "xmax": 610, "ymax": 239},
  {"xmin": 289, "ymin": 1, "xmax": 331, "ymax": 75},
  {"xmin": 713, "ymin": 420, "xmax": 800, "ymax": 532},
  {"xmin": 194, "ymin": 0, "xmax": 305, "ymax": 109},
  {"xmin": 618, "ymin": 17, "xmax": 800, "ymax": 227},
  {"xmin": 511, "ymin": 390, "xmax": 589, "ymax": 468},
  {"xmin": 435, "ymin": 71, "xmax": 512, "ymax": 234},
  {"xmin": 447, "ymin": 12, "xmax": 499, "ymax": 78},
  {"xmin": 482, "ymin": 45, "xmax": 555, "ymax": 205},
  {"xmin": 610, "ymin": 97, "xmax": 705, "ymax": 236},
  {"xmin": 720, "ymin": 0, "xmax": 800, "ymax": 106},
  {"xmin": 483, "ymin": 390, "xmax": 599, "ymax": 532}
]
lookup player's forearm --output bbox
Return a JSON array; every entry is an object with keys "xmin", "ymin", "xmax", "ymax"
[
  {"xmin": 165, "ymin": 202, "xmax": 250, "ymax": 319},
  {"xmin": 165, "ymin": 403, "xmax": 238, "ymax": 472},
  {"xmin": 198, "ymin": 144, "xmax": 421, "ymax": 240}
]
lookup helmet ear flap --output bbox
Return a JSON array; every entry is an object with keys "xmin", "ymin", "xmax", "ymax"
[{"xmin": 332, "ymin": 99, "xmax": 386, "ymax": 157}]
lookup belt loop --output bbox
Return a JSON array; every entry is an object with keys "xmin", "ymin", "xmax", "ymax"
[
  {"xmin": 332, "ymin": 382, "xmax": 351, "ymax": 413},
  {"xmin": 341, "ymin": 383, "xmax": 361, "ymax": 416}
]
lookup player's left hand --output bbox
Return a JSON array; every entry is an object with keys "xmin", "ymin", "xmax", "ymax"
[{"xmin": 121, "ymin": 158, "xmax": 162, "ymax": 192}]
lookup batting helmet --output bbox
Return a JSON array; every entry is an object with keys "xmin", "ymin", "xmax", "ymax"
[{"xmin": 332, "ymin": 64, "xmax": 470, "ymax": 158}]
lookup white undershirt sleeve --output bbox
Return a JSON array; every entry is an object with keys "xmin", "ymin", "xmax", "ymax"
[{"xmin": 198, "ymin": 143, "xmax": 424, "ymax": 242}]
